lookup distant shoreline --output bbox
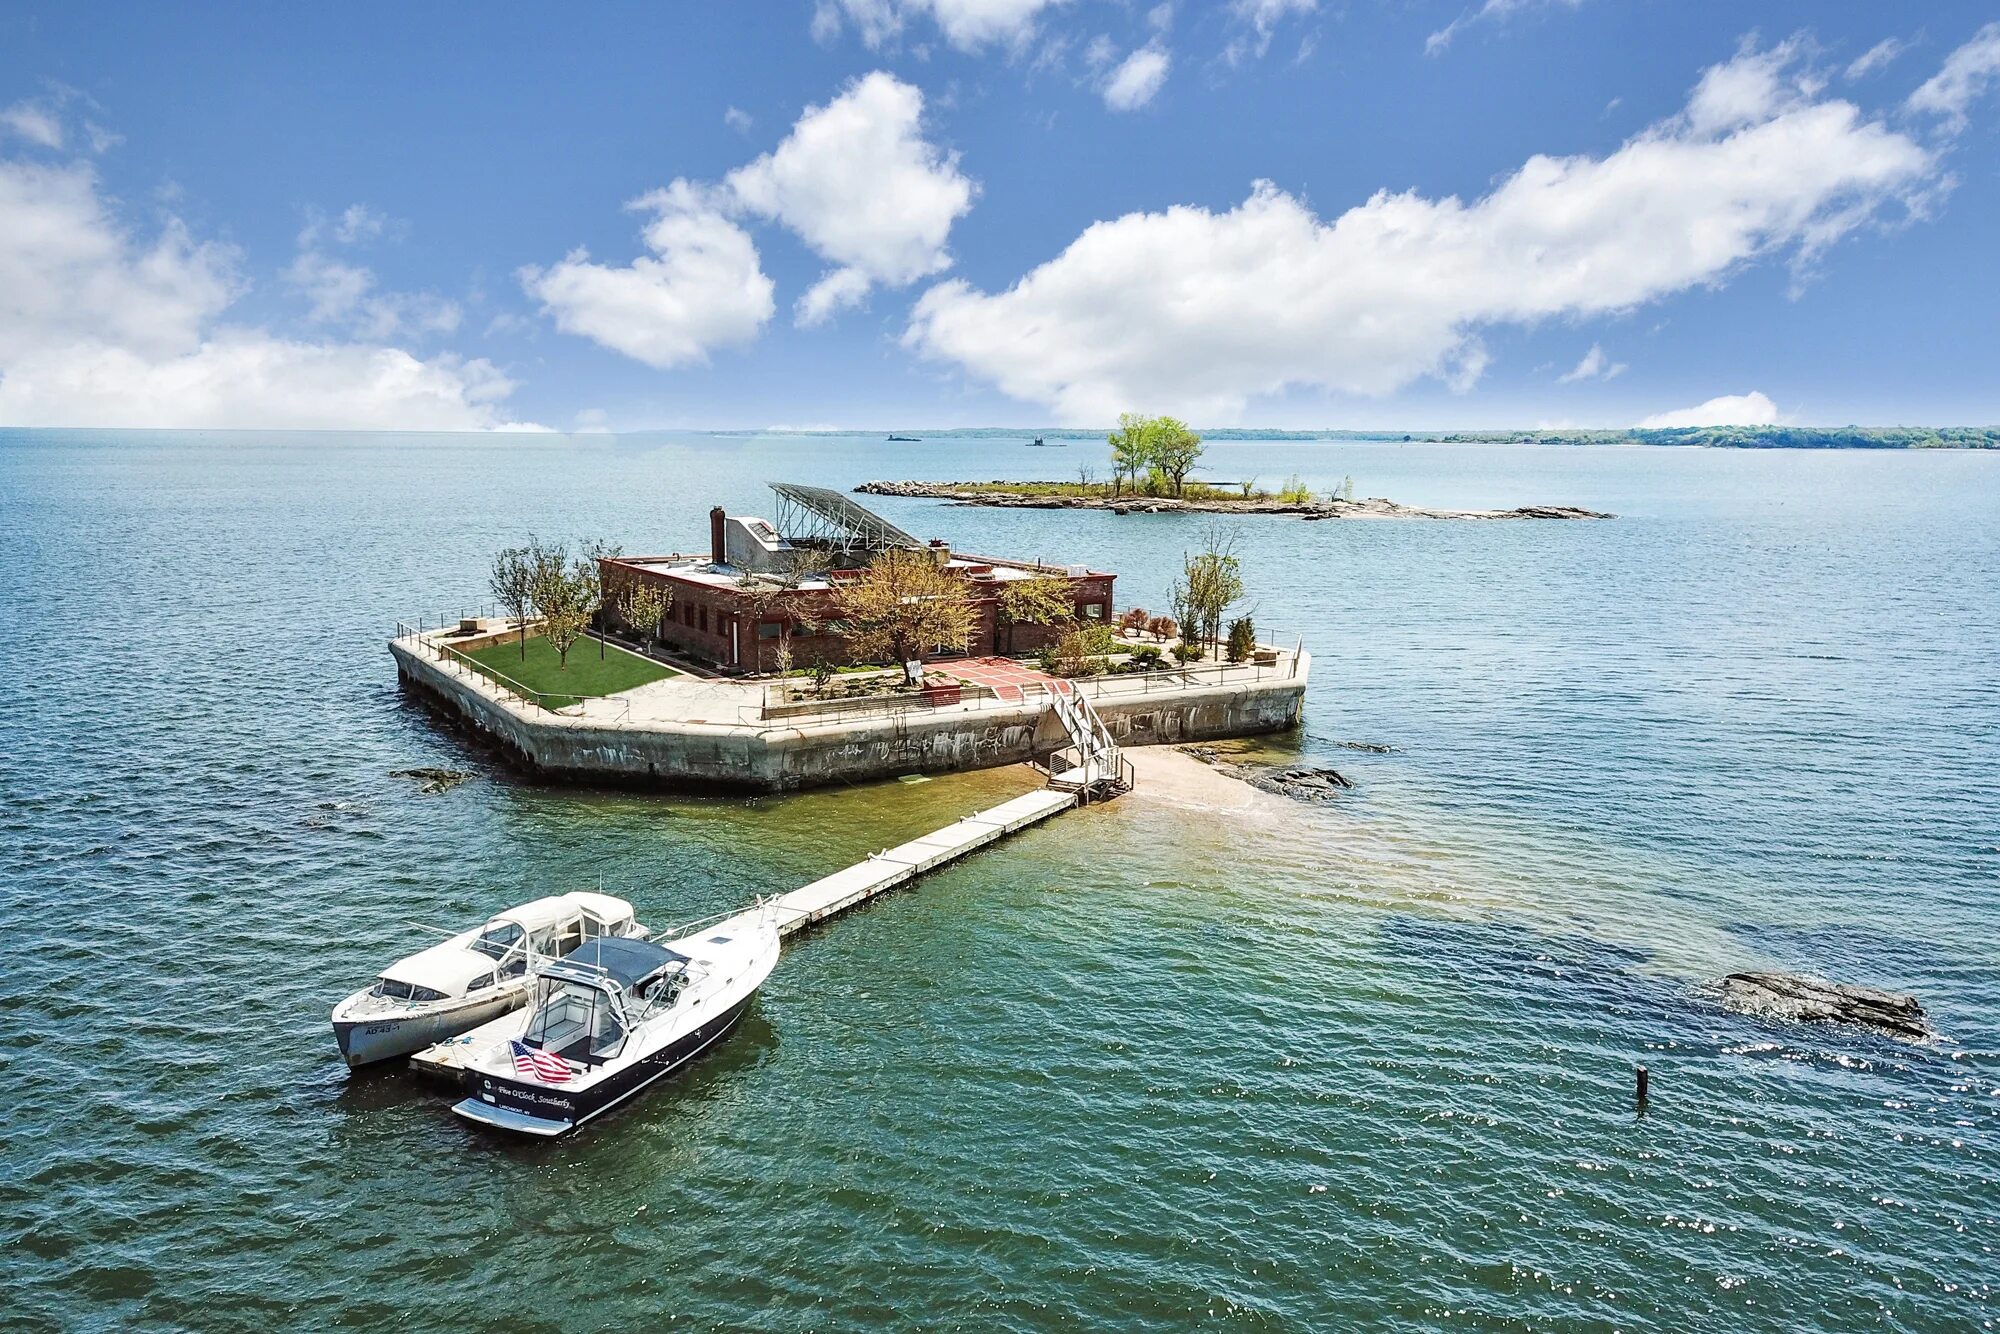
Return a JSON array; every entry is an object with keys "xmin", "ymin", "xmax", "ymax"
[
  {"xmin": 857, "ymin": 481, "xmax": 1613, "ymax": 521},
  {"xmin": 785, "ymin": 426, "xmax": 2000, "ymax": 449}
]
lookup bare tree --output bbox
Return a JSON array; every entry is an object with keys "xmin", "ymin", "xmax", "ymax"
[
  {"xmin": 1169, "ymin": 524, "xmax": 1244, "ymax": 651},
  {"xmin": 735, "ymin": 548, "xmax": 832, "ymax": 675},
  {"xmin": 489, "ymin": 545, "xmax": 534, "ymax": 660}
]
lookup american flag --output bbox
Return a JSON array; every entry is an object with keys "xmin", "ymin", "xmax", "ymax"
[{"xmin": 510, "ymin": 1039, "xmax": 573, "ymax": 1084}]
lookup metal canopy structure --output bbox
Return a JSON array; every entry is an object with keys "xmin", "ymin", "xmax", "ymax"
[{"xmin": 768, "ymin": 482, "xmax": 921, "ymax": 556}]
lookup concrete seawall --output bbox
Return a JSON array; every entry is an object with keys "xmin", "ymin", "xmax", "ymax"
[{"xmin": 391, "ymin": 636, "xmax": 1307, "ymax": 792}]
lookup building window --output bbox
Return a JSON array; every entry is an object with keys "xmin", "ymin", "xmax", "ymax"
[
  {"xmin": 699, "ymin": 606, "xmax": 709, "ymax": 632},
  {"xmin": 1084, "ymin": 603, "xmax": 1107, "ymax": 620},
  {"xmin": 757, "ymin": 621, "xmax": 782, "ymax": 640}
]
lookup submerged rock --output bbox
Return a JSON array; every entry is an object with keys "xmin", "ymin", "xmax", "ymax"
[
  {"xmin": 1177, "ymin": 747, "xmax": 1354, "ymax": 802},
  {"xmin": 391, "ymin": 767, "xmax": 472, "ymax": 795},
  {"xmin": 1718, "ymin": 971, "xmax": 1932, "ymax": 1040}
]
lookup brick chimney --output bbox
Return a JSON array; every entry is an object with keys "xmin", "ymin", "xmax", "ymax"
[{"xmin": 710, "ymin": 506, "xmax": 727, "ymax": 567}]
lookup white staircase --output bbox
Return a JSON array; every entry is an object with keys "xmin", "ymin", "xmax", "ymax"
[{"xmin": 1042, "ymin": 685, "xmax": 1133, "ymax": 802}]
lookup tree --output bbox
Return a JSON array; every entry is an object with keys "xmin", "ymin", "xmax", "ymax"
[
  {"xmin": 1151, "ymin": 417, "xmax": 1204, "ymax": 498},
  {"xmin": 615, "ymin": 580, "xmax": 672, "ymax": 652},
  {"xmin": 1168, "ymin": 525, "xmax": 1244, "ymax": 651},
  {"xmin": 995, "ymin": 573, "xmax": 1076, "ymax": 654},
  {"xmin": 526, "ymin": 539, "xmax": 610, "ymax": 672},
  {"xmin": 1107, "ymin": 412, "xmax": 1155, "ymax": 496},
  {"xmin": 735, "ymin": 548, "xmax": 832, "ymax": 675},
  {"xmin": 489, "ymin": 545, "xmax": 535, "ymax": 660},
  {"xmin": 834, "ymin": 548, "xmax": 977, "ymax": 679},
  {"xmin": 1226, "ymin": 616, "xmax": 1257, "ymax": 663}
]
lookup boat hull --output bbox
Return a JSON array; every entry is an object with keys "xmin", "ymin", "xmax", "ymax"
[
  {"xmin": 453, "ymin": 991, "xmax": 756, "ymax": 1136},
  {"xmin": 333, "ymin": 988, "xmax": 527, "ymax": 1068}
]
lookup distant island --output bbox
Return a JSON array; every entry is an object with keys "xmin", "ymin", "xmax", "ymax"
[
  {"xmin": 857, "ymin": 481, "xmax": 1612, "ymax": 521},
  {"xmin": 757, "ymin": 426, "xmax": 2000, "ymax": 449}
]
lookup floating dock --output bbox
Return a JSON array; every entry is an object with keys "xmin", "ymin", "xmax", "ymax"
[{"xmin": 408, "ymin": 785, "xmax": 1082, "ymax": 1080}]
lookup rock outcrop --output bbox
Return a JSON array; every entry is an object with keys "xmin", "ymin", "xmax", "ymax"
[
  {"xmin": 391, "ymin": 767, "xmax": 472, "ymax": 794},
  {"xmin": 1717, "ymin": 972, "xmax": 1932, "ymax": 1040},
  {"xmin": 1178, "ymin": 746, "xmax": 1354, "ymax": 802}
]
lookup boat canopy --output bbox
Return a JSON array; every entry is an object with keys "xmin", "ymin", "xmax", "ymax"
[
  {"xmin": 546, "ymin": 937, "xmax": 688, "ymax": 992},
  {"xmin": 381, "ymin": 939, "xmax": 501, "ymax": 997},
  {"xmin": 492, "ymin": 892, "xmax": 634, "ymax": 935}
]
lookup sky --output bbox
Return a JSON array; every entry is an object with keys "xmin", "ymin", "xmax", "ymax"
[{"xmin": 2, "ymin": 1, "xmax": 1998, "ymax": 433}]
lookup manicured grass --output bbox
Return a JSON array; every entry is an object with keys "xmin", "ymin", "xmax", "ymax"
[{"xmin": 459, "ymin": 633, "xmax": 678, "ymax": 707}]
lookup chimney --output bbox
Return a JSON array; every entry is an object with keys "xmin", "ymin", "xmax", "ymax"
[
  {"xmin": 709, "ymin": 506, "xmax": 727, "ymax": 567},
  {"xmin": 928, "ymin": 537, "xmax": 951, "ymax": 567}
]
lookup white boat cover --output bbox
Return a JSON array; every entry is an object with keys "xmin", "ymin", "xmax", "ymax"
[{"xmin": 379, "ymin": 892, "xmax": 637, "ymax": 997}]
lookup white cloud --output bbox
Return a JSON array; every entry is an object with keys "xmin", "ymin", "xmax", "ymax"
[
  {"xmin": 1557, "ymin": 343, "xmax": 1626, "ymax": 383},
  {"xmin": 796, "ymin": 266, "xmax": 874, "ymax": 326},
  {"xmin": 1427, "ymin": 0, "xmax": 1583, "ymax": 56},
  {"xmin": 0, "ymin": 159, "xmax": 530, "ymax": 429},
  {"xmin": 286, "ymin": 206, "xmax": 459, "ymax": 340},
  {"xmin": 1, "ymin": 102, "xmax": 64, "ymax": 150},
  {"xmin": 812, "ymin": 0, "xmax": 1065, "ymax": 52},
  {"xmin": 724, "ymin": 106, "xmax": 754, "ymax": 134},
  {"xmin": 1226, "ymin": 0, "xmax": 1315, "ymax": 63},
  {"xmin": 1102, "ymin": 46, "xmax": 1170, "ymax": 111},
  {"xmin": 520, "ymin": 179, "xmax": 774, "ymax": 369},
  {"xmin": 1637, "ymin": 391, "xmax": 1778, "ymax": 428},
  {"xmin": 726, "ymin": 72, "xmax": 973, "ymax": 323},
  {"xmin": 1845, "ymin": 37, "xmax": 1908, "ymax": 80},
  {"xmin": 904, "ymin": 43, "xmax": 1936, "ymax": 423},
  {"xmin": 1907, "ymin": 21, "xmax": 2000, "ymax": 128}
]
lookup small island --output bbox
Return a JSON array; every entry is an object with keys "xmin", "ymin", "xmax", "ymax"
[{"xmin": 857, "ymin": 480, "xmax": 1611, "ymax": 521}]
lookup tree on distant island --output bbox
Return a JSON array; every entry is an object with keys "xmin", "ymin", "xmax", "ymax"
[
  {"xmin": 489, "ymin": 545, "xmax": 535, "ymax": 659},
  {"xmin": 1106, "ymin": 413, "xmax": 1205, "ymax": 497},
  {"xmin": 835, "ymin": 548, "xmax": 976, "ymax": 680}
]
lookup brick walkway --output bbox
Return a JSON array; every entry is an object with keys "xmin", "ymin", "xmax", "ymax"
[{"xmin": 935, "ymin": 655, "xmax": 1072, "ymax": 703}]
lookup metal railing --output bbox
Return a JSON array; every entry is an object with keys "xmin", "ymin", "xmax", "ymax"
[{"xmin": 395, "ymin": 619, "xmax": 586, "ymax": 716}]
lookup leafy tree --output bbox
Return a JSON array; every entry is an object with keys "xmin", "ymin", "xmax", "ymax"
[
  {"xmin": 615, "ymin": 580, "xmax": 672, "ymax": 651},
  {"xmin": 1226, "ymin": 616, "xmax": 1257, "ymax": 663},
  {"xmin": 1151, "ymin": 417, "xmax": 1204, "ymax": 497},
  {"xmin": 582, "ymin": 538, "xmax": 622, "ymax": 659},
  {"xmin": 996, "ymin": 573, "xmax": 1076, "ymax": 654},
  {"xmin": 526, "ymin": 538, "xmax": 616, "ymax": 672},
  {"xmin": 833, "ymin": 548, "xmax": 977, "ymax": 679},
  {"xmin": 489, "ymin": 545, "xmax": 535, "ymax": 660},
  {"xmin": 1108, "ymin": 412, "xmax": 1155, "ymax": 496},
  {"xmin": 1169, "ymin": 524, "xmax": 1245, "ymax": 651}
]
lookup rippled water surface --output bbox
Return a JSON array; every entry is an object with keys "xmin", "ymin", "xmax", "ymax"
[{"xmin": 2, "ymin": 431, "xmax": 1996, "ymax": 1330}]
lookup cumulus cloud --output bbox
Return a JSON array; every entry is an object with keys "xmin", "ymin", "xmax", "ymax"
[
  {"xmin": 1, "ymin": 102, "xmax": 64, "ymax": 150},
  {"xmin": 520, "ymin": 180, "xmax": 774, "ymax": 369},
  {"xmin": 811, "ymin": 0, "xmax": 1065, "ymax": 52},
  {"xmin": 1637, "ymin": 391, "xmax": 1778, "ymax": 428},
  {"xmin": 1102, "ymin": 46, "xmax": 1170, "ymax": 111},
  {"xmin": 1557, "ymin": 343, "xmax": 1625, "ymax": 383},
  {"xmin": 1907, "ymin": 21, "xmax": 2000, "ymax": 128},
  {"xmin": 726, "ymin": 72, "xmax": 973, "ymax": 325},
  {"xmin": 904, "ymin": 43, "xmax": 1937, "ymax": 423},
  {"xmin": 0, "ymin": 158, "xmax": 529, "ymax": 429},
  {"xmin": 1427, "ymin": 0, "xmax": 1584, "ymax": 56}
]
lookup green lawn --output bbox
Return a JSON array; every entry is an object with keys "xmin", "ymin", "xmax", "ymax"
[{"xmin": 460, "ymin": 633, "xmax": 678, "ymax": 708}]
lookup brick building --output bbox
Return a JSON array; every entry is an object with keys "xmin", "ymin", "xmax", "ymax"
[{"xmin": 600, "ymin": 484, "xmax": 1116, "ymax": 675}]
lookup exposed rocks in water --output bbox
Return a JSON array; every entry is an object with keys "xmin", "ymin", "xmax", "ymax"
[
  {"xmin": 1179, "ymin": 746, "xmax": 1354, "ymax": 802},
  {"xmin": 1717, "ymin": 971, "xmax": 1933, "ymax": 1040},
  {"xmin": 856, "ymin": 480, "xmax": 1612, "ymax": 521},
  {"xmin": 1330, "ymin": 740, "xmax": 1398, "ymax": 753},
  {"xmin": 391, "ymin": 767, "xmax": 472, "ymax": 794}
]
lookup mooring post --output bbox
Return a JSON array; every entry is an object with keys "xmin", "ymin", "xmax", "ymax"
[{"xmin": 1635, "ymin": 1064, "xmax": 1650, "ymax": 1111}]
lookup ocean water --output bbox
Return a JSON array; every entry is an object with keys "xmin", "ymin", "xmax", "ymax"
[{"xmin": 1, "ymin": 430, "xmax": 1995, "ymax": 1330}]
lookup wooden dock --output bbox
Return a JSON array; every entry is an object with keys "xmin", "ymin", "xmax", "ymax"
[{"xmin": 408, "ymin": 785, "xmax": 1079, "ymax": 1080}]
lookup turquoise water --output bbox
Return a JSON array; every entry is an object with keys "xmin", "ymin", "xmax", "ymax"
[{"xmin": 2, "ymin": 430, "xmax": 1995, "ymax": 1329}]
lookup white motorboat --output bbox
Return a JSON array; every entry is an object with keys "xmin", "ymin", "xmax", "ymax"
[
  {"xmin": 331, "ymin": 892, "xmax": 645, "ymax": 1068},
  {"xmin": 453, "ymin": 907, "xmax": 781, "ymax": 1136}
]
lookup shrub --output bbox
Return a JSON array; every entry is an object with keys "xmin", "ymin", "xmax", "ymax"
[
  {"xmin": 1076, "ymin": 623, "xmax": 1118, "ymax": 655},
  {"xmin": 1226, "ymin": 616, "xmax": 1256, "ymax": 662},
  {"xmin": 1119, "ymin": 607, "xmax": 1151, "ymax": 635},
  {"xmin": 1146, "ymin": 615, "xmax": 1178, "ymax": 642},
  {"xmin": 1127, "ymin": 646, "xmax": 1163, "ymax": 672},
  {"xmin": 1172, "ymin": 640, "xmax": 1205, "ymax": 664},
  {"xmin": 1277, "ymin": 474, "xmax": 1311, "ymax": 503},
  {"xmin": 1047, "ymin": 628, "xmax": 1113, "ymax": 677}
]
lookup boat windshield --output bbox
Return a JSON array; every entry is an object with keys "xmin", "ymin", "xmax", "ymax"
[
  {"xmin": 523, "ymin": 978, "xmax": 626, "ymax": 1062},
  {"xmin": 472, "ymin": 921, "xmax": 525, "ymax": 964},
  {"xmin": 371, "ymin": 977, "xmax": 448, "ymax": 1003}
]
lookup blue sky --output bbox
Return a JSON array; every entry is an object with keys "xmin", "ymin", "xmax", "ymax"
[{"xmin": 1, "ymin": 1, "xmax": 1997, "ymax": 432}]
